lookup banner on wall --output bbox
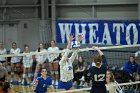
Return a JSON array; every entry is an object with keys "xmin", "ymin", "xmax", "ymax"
[{"xmin": 56, "ymin": 20, "xmax": 140, "ymax": 45}]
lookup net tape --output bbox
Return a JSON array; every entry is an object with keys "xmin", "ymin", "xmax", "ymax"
[
  {"xmin": 0, "ymin": 44, "xmax": 140, "ymax": 58},
  {"xmin": 51, "ymin": 81, "xmax": 140, "ymax": 93}
]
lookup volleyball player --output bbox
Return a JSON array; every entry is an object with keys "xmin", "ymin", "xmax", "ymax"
[
  {"xmin": 73, "ymin": 56, "xmax": 86, "ymax": 86},
  {"xmin": 22, "ymin": 45, "xmax": 33, "ymax": 84},
  {"xmin": 47, "ymin": 40, "xmax": 59, "ymax": 85},
  {"xmin": 88, "ymin": 46, "xmax": 108, "ymax": 93},
  {"xmin": 58, "ymin": 34, "xmax": 83, "ymax": 91},
  {"xmin": 0, "ymin": 42, "xmax": 7, "ymax": 67},
  {"xmin": 33, "ymin": 68, "xmax": 53, "ymax": 93},
  {"xmin": 123, "ymin": 56, "xmax": 138, "ymax": 81},
  {"xmin": 10, "ymin": 42, "xmax": 21, "ymax": 83},
  {"xmin": 32, "ymin": 43, "xmax": 47, "ymax": 84}
]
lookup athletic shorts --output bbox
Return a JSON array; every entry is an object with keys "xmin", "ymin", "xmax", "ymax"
[
  {"xmin": 90, "ymin": 85, "xmax": 107, "ymax": 93},
  {"xmin": 58, "ymin": 80, "xmax": 73, "ymax": 90},
  {"xmin": 0, "ymin": 61, "xmax": 6, "ymax": 63},
  {"xmin": 23, "ymin": 62, "xmax": 33, "ymax": 68}
]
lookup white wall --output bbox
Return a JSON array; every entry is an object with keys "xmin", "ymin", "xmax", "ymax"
[
  {"xmin": 20, "ymin": 20, "xmax": 40, "ymax": 51},
  {"xmin": 97, "ymin": 0, "xmax": 138, "ymax": 3},
  {"xmin": 57, "ymin": 7, "xmax": 92, "ymax": 18},
  {"xmin": 56, "ymin": 0, "xmax": 138, "ymax": 19},
  {"xmin": 96, "ymin": 5, "xmax": 138, "ymax": 19}
]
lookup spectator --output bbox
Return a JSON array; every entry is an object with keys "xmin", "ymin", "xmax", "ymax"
[
  {"xmin": 10, "ymin": 42, "xmax": 21, "ymax": 83},
  {"xmin": 73, "ymin": 56, "xmax": 87, "ymax": 86},
  {"xmin": 47, "ymin": 40, "xmax": 59, "ymax": 85},
  {"xmin": 106, "ymin": 70, "xmax": 123, "ymax": 93},
  {"xmin": 33, "ymin": 43, "xmax": 47, "ymax": 84},
  {"xmin": 123, "ymin": 56, "xmax": 138, "ymax": 81},
  {"xmin": 21, "ymin": 45, "xmax": 33, "ymax": 84}
]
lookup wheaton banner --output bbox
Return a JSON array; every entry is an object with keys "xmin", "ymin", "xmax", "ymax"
[{"xmin": 56, "ymin": 20, "xmax": 140, "ymax": 45}]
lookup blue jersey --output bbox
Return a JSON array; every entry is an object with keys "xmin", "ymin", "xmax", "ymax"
[
  {"xmin": 34, "ymin": 76, "xmax": 52, "ymax": 93},
  {"xmin": 123, "ymin": 61, "xmax": 138, "ymax": 74},
  {"xmin": 88, "ymin": 55, "xmax": 107, "ymax": 93}
]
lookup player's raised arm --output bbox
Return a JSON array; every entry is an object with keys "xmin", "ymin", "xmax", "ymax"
[
  {"xmin": 92, "ymin": 46, "xmax": 107, "ymax": 67},
  {"xmin": 67, "ymin": 34, "xmax": 74, "ymax": 49},
  {"xmin": 69, "ymin": 34, "xmax": 83, "ymax": 63},
  {"xmin": 59, "ymin": 34, "xmax": 74, "ymax": 65},
  {"xmin": 92, "ymin": 46, "xmax": 103, "ymax": 56}
]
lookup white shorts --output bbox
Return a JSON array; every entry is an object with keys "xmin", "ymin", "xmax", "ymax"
[{"xmin": 23, "ymin": 62, "xmax": 33, "ymax": 68}]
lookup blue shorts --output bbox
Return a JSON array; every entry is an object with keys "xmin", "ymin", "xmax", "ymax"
[
  {"xmin": 0, "ymin": 61, "xmax": 6, "ymax": 63},
  {"xmin": 58, "ymin": 80, "xmax": 73, "ymax": 90}
]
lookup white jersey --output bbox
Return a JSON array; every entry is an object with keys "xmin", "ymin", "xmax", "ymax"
[
  {"xmin": 23, "ymin": 52, "xmax": 33, "ymax": 68},
  {"xmin": 47, "ymin": 47, "xmax": 59, "ymax": 62},
  {"xmin": 115, "ymin": 81, "xmax": 123, "ymax": 93},
  {"xmin": 0, "ymin": 48, "xmax": 7, "ymax": 61},
  {"xmin": 106, "ymin": 81, "xmax": 123, "ymax": 93},
  {"xmin": 35, "ymin": 49, "xmax": 47, "ymax": 64},
  {"xmin": 10, "ymin": 48, "xmax": 21, "ymax": 63},
  {"xmin": 59, "ymin": 49, "xmax": 78, "ymax": 82}
]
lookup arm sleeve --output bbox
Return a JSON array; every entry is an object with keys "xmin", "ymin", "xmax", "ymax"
[
  {"xmin": 102, "ymin": 55, "xmax": 107, "ymax": 67},
  {"xmin": 69, "ymin": 50, "xmax": 78, "ymax": 63},
  {"xmin": 59, "ymin": 49, "xmax": 69, "ymax": 65}
]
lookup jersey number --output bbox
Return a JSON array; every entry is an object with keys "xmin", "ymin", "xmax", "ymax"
[
  {"xmin": 68, "ymin": 66, "xmax": 73, "ymax": 71},
  {"xmin": 94, "ymin": 74, "xmax": 105, "ymax": 81}
]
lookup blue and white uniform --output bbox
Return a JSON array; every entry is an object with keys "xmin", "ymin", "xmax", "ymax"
[
  {"xmin": 34, "ymin": 76, "xmax": 52, "ymax": 93},
  {"xmin": 58, "ymin": 49, "xmax": 78, "ymax": 90}
]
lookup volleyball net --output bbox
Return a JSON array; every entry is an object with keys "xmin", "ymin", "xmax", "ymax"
[{"xmin": 0, "ymin": 44, "xmax": 140, "ymax": 93}]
